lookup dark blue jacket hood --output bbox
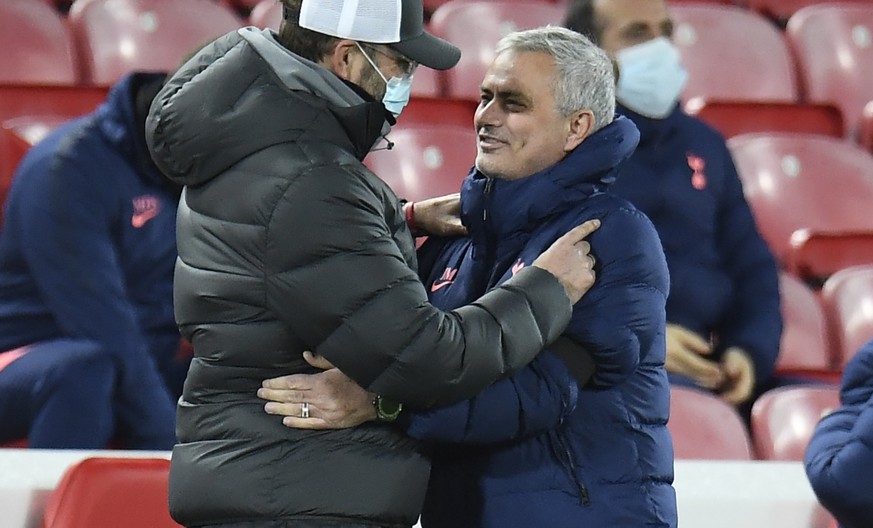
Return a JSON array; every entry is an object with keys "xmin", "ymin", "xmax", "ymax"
[
  {"xmin": 461, "ymin": 115, "xmax": 640, "ymax": 239},
  {"xmin": 96, "ymin": 72, "xmax": 168, "ymax": 189}
]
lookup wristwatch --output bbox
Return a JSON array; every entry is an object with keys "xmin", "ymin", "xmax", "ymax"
[{"xmin": 373, "ymin": 394, "xmax": 403, "ymax": 422}]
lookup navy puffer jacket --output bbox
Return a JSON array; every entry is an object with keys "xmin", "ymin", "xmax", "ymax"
[
  {"xmin": 409, "ymin": 116, "xmax": 677, "ymax": 527},
  {"xmin": 805, "ymin": 340, "xmax": 873, "ymax": 528}
]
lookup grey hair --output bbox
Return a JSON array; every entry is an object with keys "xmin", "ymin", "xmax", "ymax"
[{"xmin": 494, "ymin": 26, "xmax": 615, "ymax": 131}]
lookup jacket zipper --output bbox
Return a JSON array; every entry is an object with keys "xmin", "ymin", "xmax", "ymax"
[
  {"xmin": 482, "ymin": 177, "xmax": 498, "ymax": 275},
  {"xmin": 482, "ymin": 177, "xmax": 494, "ymax": 221},
  {"xmin": 549, "ymin": 430, "xmax": 590, "ymax": 505}
]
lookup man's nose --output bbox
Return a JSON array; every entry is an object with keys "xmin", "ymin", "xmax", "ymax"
[{"xmin": 475, "ymin": 99, "xmax": 500, "ymax": 128}]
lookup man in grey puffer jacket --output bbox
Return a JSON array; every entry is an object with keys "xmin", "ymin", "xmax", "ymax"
[{"xmin": 145, "ymin": 0, "xmax": 600, "ymax": 527}]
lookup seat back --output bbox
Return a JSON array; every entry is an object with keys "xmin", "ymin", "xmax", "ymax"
[
  {"xmin": 248, "ymin": 0, "xmax": 281, "ymax": 29},
  {"xmin": 685, "ymin": 100, "xmax": 843, "ymax": 139},
  {"xmin": 668, "ymin": 386, "xmax": 754, "ymax": 460},
  {"xmin": 778, "ymin": 272, "xmax": 834, "ymax": 376},
  {"xmin": 400, "ymin": 97, "xmax": 476, "ymax": 128},
  {"xmin": 69, "ymin": 0, "xmax": 242, "ymax": 86},
  {"xmin": 670, "ymin": 4, "xmax": 797, "ymax": 103},
  {"xmin": 728, "ymin": 133, "xmax": 873, "ymax": 277},
  {"xmin": 0, "ymin": 1, "xmax": 77, "ymax": 85},
  {"xmin": 751, "ymin": 0, "xmax": 873, "ymax": 23},
  {"xmin": 786, "ymin": 5, "xmax": 873, "ymax": 135},
  {"xmin": 41, "ymin": 457, "xmax": 180, "ymax": 528},
  {"xmin": 751, "ymin": 385, "xmax": 840, "ymax": 461},
  {"xmin": 821, "ymin": 265, "xmax": 873, "ymax": 368},
  {"xmin": 859, "ymin": 100, "xmax": 873, "ymax": 155},
  {"xmin": 364, "ymin": 123, "xmax": 477, "ymax": 202},
  {"xmin": 0, "ymin": 85, "xmax": 107, "ymax": 124},
  {"xmin": 430, "ymin": 1, "xmax": 565, "ymax": 100}
]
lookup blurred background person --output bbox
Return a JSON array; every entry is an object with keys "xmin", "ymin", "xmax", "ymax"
[
  {"xmin": 0, "ymin": 71, "xmax": 184, "ymax": 449},
  {"xmin": 565, "ymin": 0, "xmax": 782, "ymax": 411}
]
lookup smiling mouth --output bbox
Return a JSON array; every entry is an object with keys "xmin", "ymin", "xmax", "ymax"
[{"xmin": 478, "ymin": 134, "xmax": 506, "ymax": 150}]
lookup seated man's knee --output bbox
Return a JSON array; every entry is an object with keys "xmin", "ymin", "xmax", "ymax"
[{"xmin": 37, "ymin": 340, "xmax": 117, "ymax": 396}]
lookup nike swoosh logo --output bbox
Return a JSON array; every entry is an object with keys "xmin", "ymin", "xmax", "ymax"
[
  {"xmin": 0, "ymin": 347, "xmax": 29, "ymax": 373},
  {"xmin": 131, "ymin": 210, "xmax": 159, "ymax": 228},
  {"xmin": 430, "ymin": 280, "xmax": 454, "ymax": 292}
]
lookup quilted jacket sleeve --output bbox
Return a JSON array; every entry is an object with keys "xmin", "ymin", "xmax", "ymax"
[
  {"xmin": 265, "ymin": 166, "xmax": 573, "ymax": 409},
  {"xmin": 400, "ymin": 204, "xmax": 667, "ymax": 443},
  {"xmin": 403, "ymin": 351, "xmax": 578, "ymax": 444},
  {"xmin": 567, "ymin": 206, "xmax": 670, "ymax": 389},
  {"xmin": 804, "ymin": 342, "xmax": 873, "ymax": 528}
]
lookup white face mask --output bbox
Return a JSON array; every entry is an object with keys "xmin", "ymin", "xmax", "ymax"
[
  {"xmin": 356, "ymin": 43, "xmax": 415, "ymax": 119},
  {"xmin": 615, "ymin": 37, "xmax": 688, "ymax": 119}
]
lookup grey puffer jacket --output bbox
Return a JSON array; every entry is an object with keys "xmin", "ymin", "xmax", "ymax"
[{"xmin": 146, "ymin": 28, "xmax": 573, "ymax": 528}]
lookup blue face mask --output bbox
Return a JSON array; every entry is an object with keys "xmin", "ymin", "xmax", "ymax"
[
  {"xmin": 615, "ymin": 37, "xmax": 688, "ymax": 119},
  {"xmin": 355, "ymin": 43, "xmax": 415, "ymax": 119}
]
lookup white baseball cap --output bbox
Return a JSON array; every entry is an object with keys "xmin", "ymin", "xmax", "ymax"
[{"xmin": 296, "ymin": 0, "xmax": 461, "ymax": 70}]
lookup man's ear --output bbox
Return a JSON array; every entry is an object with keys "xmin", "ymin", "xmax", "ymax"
[
  {"xmin": 565, "ymin": 110, "xmax": 595, "ymax": 152},
  {"xmin": 324, "ymin": 39, "xmax": 358, "ymax": 80}
]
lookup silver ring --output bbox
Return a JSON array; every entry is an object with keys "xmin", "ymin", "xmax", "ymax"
[{"xmin": 301, "ymin": 402, "xmax": 310, "ymax": 419}]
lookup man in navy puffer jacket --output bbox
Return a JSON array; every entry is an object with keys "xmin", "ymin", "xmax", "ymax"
[
  {"xmin": 805, "ymin": 340, "xmax": 873, "ymax": 528},
  {"xmin": 0, "ymin": 73, "xmax": 184, "ymax": 449},
  {"xmin": 260, "ymin": 27, "xmax": 677, "ymax": 527},
  {"xmin": 565, "ymin": 0, "xmax": 782, "ymax": 408}
]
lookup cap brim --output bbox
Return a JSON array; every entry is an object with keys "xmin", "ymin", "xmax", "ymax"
[{"xmin": 389, "ymin": 31, "xmax": 460, "ymax": 71}]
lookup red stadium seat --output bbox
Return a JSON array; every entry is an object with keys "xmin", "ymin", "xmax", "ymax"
[
  {"xmin": 411, "ymin": 67, "xmax": 444, "ymax": 98},
  {"xmin": 821, "ymin": 265, "xmax": 873, "ymax": 369},
  {"xmin": 248, "ymin": 0, "xmax": 282, "ymax": 29},
  {"xmin": 69, "ymin": 0, "xmax": 242, "ymax": 86},
  {"xmin": 425, "ymin": 0, "xmax": 557, "ymax": 17},
  {"xmin": 859, "ymin": 100, "xmax": 873, "ymax": 154},
  {"xmin": 220, "ymin": 0, "xmax": 262, "ymax": 12},
  {"xmin": 786, "ymin": 5, "xmax": 873, "ymax": 136},
  {"xmin": 0, "ymin": 1, "xmax": 78, "ymax": 85},
  {"xmin": 751, "ymin": 385, "xmax": 840, "ymax": 461},
  {"xmin": 749, "ymin": 0, "xmax": 873, "ymax": 25},
  {"xmin": 41, "ymin": 457, "xmax": 180, "ymax": 528},
  {"xmin": 0, "ymin": 85, "xmax": 107, "ymax": 124},
  {"xmin": 364, "ymin": 123, "xmax": 477, "ymax": 202},
  {"xmin": 429, "ymin": 1, "xmax": 565, "ymax": 101},
  {"xmin": 670, "ymin": 4, "xmax": 797, "ymax": 103},
  {"xmin": 668, "ymin": 386, "xmax": 754, "ymax": 460},
  {"xmin": 777, "ymin": 273, "xmax": 835, "ymax": 378},
  {"xmin": 728, "ymin": 133, "xmax": 873, "ymax": 284},
  {"xmin": 401, "ymin": 97, "xmax": 476, "ymax": 128},
  {"xmin": 684, "ymin": 100, "xmax": 843, "ymax": 139}
]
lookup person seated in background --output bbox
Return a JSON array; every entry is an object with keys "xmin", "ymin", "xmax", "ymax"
[
  {"xmin": 259, "ymin": 26, "xmax": 677, "ymax": 527},
  {"xmin": 564, "ymin": 0, "xmax": 782, "ymax": 410},
  {"xmin": 0, "ymin": 72, "xmax": 185, "ymax": 449},
  {"xmin": 805, "ymin": 340, "xmax": 873, "ymax": 528}
]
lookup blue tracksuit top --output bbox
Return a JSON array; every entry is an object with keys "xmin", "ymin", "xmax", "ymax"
[
  {"xmin": 805, "ymin": 341, "xmax": 873, "ymax": 528},
  {"xmin": 0, "ymin": 73, "xmax": 180, "ymax": 396},
  {"xmin": 610, "ymin": 104, "xmax": 782, "ymax": 384},
  {"xmin": 409, "ymin": 116, "xmax": 677, "ymax": 527}
]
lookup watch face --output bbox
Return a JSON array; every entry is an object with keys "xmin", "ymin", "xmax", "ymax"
[{"xmin": 377, "ymin": 396, "xmax": 402, "ymax": 421}]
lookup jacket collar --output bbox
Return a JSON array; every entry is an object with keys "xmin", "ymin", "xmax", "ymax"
[
  {"xmin": 96, "ymin": 72, "xmax": 168, "ymax": 187},
  {"xmin": 460, "ymin": 115, "xmax": 639, "ymax": 241},
  {"xmin": 617, "ymin": 102, "xmax": 684, "ymax": 148}
]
